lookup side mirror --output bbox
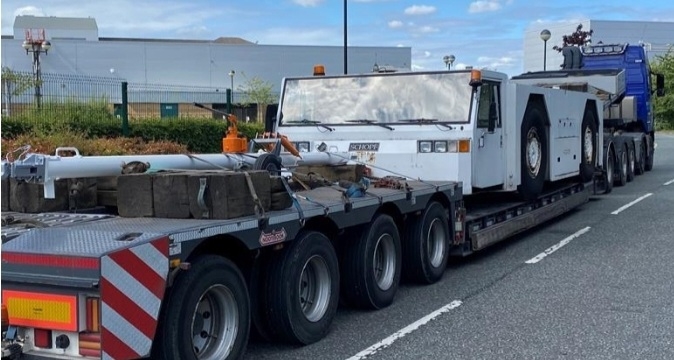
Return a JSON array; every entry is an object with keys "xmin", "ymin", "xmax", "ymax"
[
  {"xmin": 655, "ymin": 74, "xmax": 665, "ymax": 97},
  {"xmin": 488, "ymin": 102, "xmax": 497, "ymax": 133}
]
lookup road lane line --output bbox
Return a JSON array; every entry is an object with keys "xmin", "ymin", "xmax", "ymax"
[
  {"xmin": 665, "ymin": 179, "xmax": 674, "ymax": 186},
  {"xmin": 525, "ymin": 227, "xmax": 591, "ymax": 264},
  {"xmin": 611, "ymin": 193, "xmax": 653, "ymax": 215},
  {"xmin": 345, "ymin": 300, "xmax": 462, "ymax": 360}
]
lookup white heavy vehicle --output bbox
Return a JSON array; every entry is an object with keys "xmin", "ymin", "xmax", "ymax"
[{"xmin": 276, "ymin": 68, "xmax": 603, "ymax": 200}]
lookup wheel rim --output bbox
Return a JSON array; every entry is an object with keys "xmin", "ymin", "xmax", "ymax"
[
  {"xmin": 583, "ymin": 126, "xmax": 594, "ymax": 163},
  {"xmin": 191, "ymin": 285, "xmax": 239, "ymax": 359},
  {"xmin": 526, "ymin": 128, "xmax": 542, "ymax": 177},
  {"xmin": 426, "ymin": 218, "xmax": 446, "ymax": 268},
  {"xmin": 373, "ymin": 234, "xmax": 396, "ymax": 291},
  {"xmin": 298, "ymin": 255, "xmax": 331, "ymax": 323}
]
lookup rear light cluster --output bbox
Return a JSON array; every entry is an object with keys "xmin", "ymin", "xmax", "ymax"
[
  {"xmin": 80, "ymin": 296, "xmax": 101, "ymax": 357},
  {"xmin": 418, "ymin": 140, "xmax": 470, "ymax": 153}
]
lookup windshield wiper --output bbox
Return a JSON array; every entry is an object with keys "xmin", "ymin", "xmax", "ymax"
[
  {"xmin": 399, "ymin": 118, "xmax": 453, "ymax": 130},
  {"xmin": 285, "ymin": 119, "xmax": 334, "ymax": 131},
  {"xmin": 345, "ymin": 119, "xmax": 394, "ymax": 131}
]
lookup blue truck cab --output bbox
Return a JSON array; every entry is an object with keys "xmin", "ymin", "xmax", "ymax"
[{"xmin": 581, "ymin": 43, "xmax": 665, "ymax": 134}]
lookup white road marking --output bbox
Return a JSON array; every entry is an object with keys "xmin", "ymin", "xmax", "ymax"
[
  {"xmin": 665, "ymin": 179, "xmax": 674, "ymax": 186},
  {"xmin": 525, "ymin": 227, "xmax": 591, "ymax": 264},
  {"xmin": 345, "ymin": 300, "xmax": 463, "ymax": 360},
  {"xmin": 611, "ymin": 193, "xmax": 653, "ymax": 215}
]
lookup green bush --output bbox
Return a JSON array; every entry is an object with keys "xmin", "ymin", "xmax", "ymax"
[{"xmin": 2, "ymin": 103, "xmax": 266, "ymax": 154}]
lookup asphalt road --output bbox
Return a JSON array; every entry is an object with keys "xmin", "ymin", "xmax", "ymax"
[{"xmin": 245, "ymin": 132, "xmax": 674, "ymax": 360}]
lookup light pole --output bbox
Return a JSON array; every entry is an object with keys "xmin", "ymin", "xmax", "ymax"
[
  {"xmin": 540, "ymin": 29, "xmax": 551, "ymax": 71},
  {"xmin": 22, "ymin": 29, "xmax": 51, "ymax": 109},
  {"xmin": 228, "ymin": 70, "xmax": 235, "ymax": 92},
  {"xmin": 443, "ymin": 54, "xmax": 455, "ymax": 70}
]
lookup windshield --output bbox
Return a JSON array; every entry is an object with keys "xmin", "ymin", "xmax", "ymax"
[{"xmin": 279, "ymin": 72, "xmax": 473, "ymax": 125}]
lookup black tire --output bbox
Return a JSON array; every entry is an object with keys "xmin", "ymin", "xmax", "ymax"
[
  {"xmin": 616, "ymin": 145, "xmax": 628, "ymax": 187},
  {"xmin": 603, "ymin": 145, "xmax": 615, "ymax": 194},
  {"xmin": 645, "ymin": 134, "xmax": 654, "ymax": 171},
  {"xmin": 260, "ymin": 231, "xmax": 339, "ymax": 345},
  {"xmin": 626, "ymin": 142, "xmax": 635, "ymax": 182},
  {"xmin": 254, "ymin": 153, "xmax": 283, "ymax": 175},
  {"xmin": 519, "ymin": 102, "xmax": 548, "ymax": 200},
  {"xmin": 580, "ymin": 108, "xmax": 598, "ymax": 182},
  {"xmin": 635, "ymin": 139, "xmax": 646, "ymax": 175},
  {"xmin": 341, "ymin": 214, "xmax": 402, "ymax": 310},
  {"xmin": 153, "ymin": 255, "xmax": 250, "ymax": 360},
  {"xmin": 403, "ymin": 201, "xmax": 450, "ymax": 284}
]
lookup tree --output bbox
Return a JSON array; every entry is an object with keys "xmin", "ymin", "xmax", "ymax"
[
  {"xmin": 552, "ymin": 24, "xmax": 594, "ymax": 52},
  {"xmin": 237, "ymin": 73, "xmax": 277, "ymax": 122},
  {"xmin": 1, "ymin": 67, "xmax": 35, "ymax": 116},
  {"xmin": 650, "ymin": 46, "xmax": 674, "ymax": 130}
]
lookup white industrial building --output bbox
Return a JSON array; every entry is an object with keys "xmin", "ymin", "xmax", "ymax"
[
  {"xmin": 523, "ymin": 20, "xmax": 674, "ymax": 72},
  {"xmin": 1, "ymin": 15, "xmax": 411, "ymax": 92}
]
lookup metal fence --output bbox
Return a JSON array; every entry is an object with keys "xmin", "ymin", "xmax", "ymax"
[{"xmin": 1, "ymin": 71, "xmax": 279, "ymax": 123}]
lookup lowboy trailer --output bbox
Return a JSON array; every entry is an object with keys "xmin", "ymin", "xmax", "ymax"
[{"xmin": 2, "ymin": 58, "xmax": 643, "ymax": 360}]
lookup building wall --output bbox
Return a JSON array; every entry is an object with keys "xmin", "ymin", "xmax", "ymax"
[
  {"xmin": 523, "ymin": 20, "xmax": 674, "ymax": 73},
  {"xmin": 1, "ymin": 38, "xmax": 411, "ymax": 93}
]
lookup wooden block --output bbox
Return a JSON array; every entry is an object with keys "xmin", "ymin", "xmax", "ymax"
[
  {"xmin": 153, "ymin": 172, "xmax": 191, "ymax": 219},
  {"xmin": 68, "ymin": 178, "xmax": 98, "ymax": 210},
  {"xmin": 188, "ymin": 170, "xmax": 271, "ymax": 219},
  {"xmin": 97, "ymin": 190, "xmax": 118, "ymax": 208},
  {"xmin": 96, "ymin": 176, "xmax": 118, "ymax": 191},
  {"xmin": 9, "ymin": 179, "xmax": 69, "ymax": 213},
  {"xmin": 117, "ymin": 173, "xmax": 154, "ymax": 217},
  {"xmin": 271, "ymin": 191, "xmax": 293, "ymax": 210},
  {"xmin": 1, "ymin": 178, "xmax": 9, "ymax": 212},
  {"xmin": 295, "ymin": 165, "xmax": 365, "ymax": 183}
]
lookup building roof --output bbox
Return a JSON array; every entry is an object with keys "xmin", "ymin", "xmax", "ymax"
[{"xmin": 13, "ymin": 15, "xmax": 98, "ymax": 34}]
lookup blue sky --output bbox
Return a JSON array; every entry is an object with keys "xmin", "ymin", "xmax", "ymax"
[{"xmin": 2, "ymin": 0, "xmax": 673, "ymax": 74}]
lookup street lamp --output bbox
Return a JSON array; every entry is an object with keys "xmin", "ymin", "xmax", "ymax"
[
  {"xmin": 540, "ymin": 29, "xmax": 551, "ymax": 71},
  {"xmin": 443, "ymin": 54, "xmax": 455, "ymax": 70},
  {"xmin": 22, "ymin": 29, "xmax": 51, "ymax": 108},
  {"xmin": 228, "ymin": 70, "xmax": 235, "ymax": 91}
]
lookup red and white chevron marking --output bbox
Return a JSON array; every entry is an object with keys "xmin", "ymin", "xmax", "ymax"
[{"xmin": 100, "ymin": 237, "xmax": 169, "ymax": 359}]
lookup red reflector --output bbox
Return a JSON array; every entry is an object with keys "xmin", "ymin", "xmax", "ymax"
[
  {"xmin": 1, "ymin": 252, "xmax": 99, "ymax": 270},
  {"xmin": 34, "ymin": 328, "xmax": 52, "ymax": 348}
]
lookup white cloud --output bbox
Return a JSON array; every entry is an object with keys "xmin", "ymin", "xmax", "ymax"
[
  {"xmin": 468, "ymin": 1, "xmax": 502, "ymax": 14},
  {"xmin": 417, "ymin": 25, "xmax": 439, "ymax": 33},
  {"xmin": 14, "ymin": 6, "xmax": 45, "ymax": 17},
  {"xmin": 388, "ymin": 20, "xmax": 404, "ymax": 29},
  {"xmin": 424, "ymin": 51, "xmax": 431, "ymax": 57},
  {"xmin": 476, "ymin": 55, "xmax": 517, "ymax": 69},
  {"xmin": 293, "ymin": 0, "xmax": 324, "ymax": 6},
  {"xmin": 404, "ymin": 5, "xmax": 436, "ymax": 16}
]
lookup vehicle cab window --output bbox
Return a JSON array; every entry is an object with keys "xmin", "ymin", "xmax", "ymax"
[{"xmin": 476, "ymin": 81, "xmax": 501, "ymax": 129}]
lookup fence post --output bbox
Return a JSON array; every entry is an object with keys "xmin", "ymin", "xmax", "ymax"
[
  {"xmin": 121, "ymin": 81, "xmax": 129, "ymax": 136},
  {"xmin": 226, "ymin": 88, "xmax": 232, "ymax": 114}
]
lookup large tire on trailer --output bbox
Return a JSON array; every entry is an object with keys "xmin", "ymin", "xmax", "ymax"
[
  {"xmin": 341, "ymin": 214, "xmax": 402, "ymax": 310},
  {"xmin": 626, "ymin": 141, "xmax": 635, "ymax": 182},
  {"xmin": 603, "ymin": 145, "xmax": 615, "ymax": 194},
  {"xmin": 645, "ymin": 135, "xmax": 654, "ymax": 171},
  {"xmin": 260, "ymin": 231, "xmax": 339, "ymax": 345},
  {"xmin": 580, "ymin": 107, "xmax": 598, "ymax": 182},
  {"xmin": 153, "ymin": 255, "xmax": 250, "ymax": 360},
  {"xmin": 253, "ymin": 153, "xmax": 283, "ymax": 175},
  {"xmin": 518, "ymin": 102, "xmax": 548, "ymax": 200},
  {"xmin": 403, "ymin": 201, "xmax": 450, "ymax": 284},
  {"xmin": 616, "ymin": 145, "xmax": 628, "ymax": 187},
  {"xmin": 635, "ymin": 139, "xmax": 646, "ymax": 175}
]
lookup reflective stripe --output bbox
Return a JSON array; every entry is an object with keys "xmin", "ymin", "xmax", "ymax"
[
  {"xmin": 101, "ymin": 256, "xmax": 161, "ymax": 318},
  {"xmin": 130, "ymin": 242, "xmax": 169, "ymax": 280},
  {"xmin": 101, "ymin": 303, "xmax": 151, "ymax": 357}
]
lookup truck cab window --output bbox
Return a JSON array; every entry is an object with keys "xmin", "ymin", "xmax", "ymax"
[{"xmin": 476, "ymin": 82, "xmax": 501, "ymax": 129}]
